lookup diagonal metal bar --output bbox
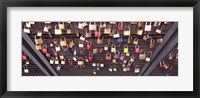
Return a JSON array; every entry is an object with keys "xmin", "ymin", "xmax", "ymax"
[
  {"xmin": 143, "ymin": 32, "xmax": 178, "ymax": 76},
  {"xmin": 22, "ymin": 45, "xmax": 50, "ymax": 76},
  {"xmin": 22, "ymin": 32, "xmax": 58, "ymax": 76},
  {"xmin": 138, "ymin": 22, "xmax": 178, "ymax": 76}
]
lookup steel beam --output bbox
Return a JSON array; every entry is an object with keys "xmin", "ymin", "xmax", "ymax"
[
  {"xmin": 143, "ymin": 31, "xmax": 178, "ymax": 76},
  {"xmin": 138, "ymin": 22, "xmax": 178, "ymax": 76},
  {"xmin": 22, "ymin": 32, "xmax": 58, "ymax": 76},
  {"xmin": 22, "ymin": 45, "xmax": 50, "ymax": 76}
]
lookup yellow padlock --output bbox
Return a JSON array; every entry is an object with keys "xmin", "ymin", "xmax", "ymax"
[{"xmin": 124, "ymin": 44, "xmax": 129, "ymax": 53}]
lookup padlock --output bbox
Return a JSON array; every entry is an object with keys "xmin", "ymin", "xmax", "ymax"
[
  {"xmin": 113, "ymin": 30, "xmax": 120, "ymax": 38},
  {"xmin": 92, "ymin": 63, "xmax": 96, "ymax": 67},
  {"xmin": 56, "ymin": 65, "xmax": 62, "ymax": 71},
  {"xmin": 46, "ymin": 52, "xmax": 50, "ymax": 58},
  {"xmin": 78, "ymin": 57, "xmax": 84, "ymax": 66},
  {"xmin": 143, "ymin": 33, "xmax": 149, "ymax": 41},
  {"xmin": 136, "ymin": 28, "xmax": 143, "ymax": 35},
  {"xmin": 137, "ymin": 22, "xmax": 143, "ymax": 28},
  {"xmin": 114, "ymin": 50, "xmax": 120, "ymax": 59},
  {"xmin": 113, "ymin": 67, "xmax": 117, "ymax": 72},
  {"xmin": 25, "ymin": 60, "xmax": 29, "ymax": 65},
  {"xmin": 60, "ymin": 36, "xmax": 67, "ymax": 47},
  {"xmin": 34, "ymin": 35, "xmax": 43, "ymax": 45},
  {"xmin": 22, "ymin": 53, "xmax": 27, "ymax": 60},
  {"xmin": 69, "ymin": 40, "xmax": 74, "ymax": 48},
  {"xmin": 66, "ymin": 29, "xmax": 72, "ymax": 34},
  {"xmin": 106, "ymin": 52, "xmax": 112, "ymax": 60},
  {"xmin": 100, "ymin": 63, "xmax": 104, "ymax": 67},
  {"xmin": 25, "ymin": 22, "xmax": 31, "ymax": 28},
  {"xmin": 85, "ymin": 30, "xmax": 92, "ymax": 38},
  {"xmin": 153, "ymin": 22, "xmax": 161, "ymax": 27},
  {"xmin": 69, "ymin": 59, "xmax": 74, "ymax": 66},
  {"xmin": 133, "ymin": 38, "xmax": 139, "ymax": 45},
  {"xmin": 156, "ymin": 27, "xmax": 162, "ymax": 34},
  {"xmin": 122, "ymin": 64, "xmax": 126, "ymax": 67},
  {"xmin": 23, "ymin": 64, "xmax": 29, "ymax": 73},
  {"xmin": 95, "ymin": 27, "xmax": 101, "ymax": 37},
  {"xmin": 109, "ymin": 67, "xmax": 113, "ymax": 72},
  {"xmin": 78, "ymin": 22, "xmax": 84, "ymax": 29},
  {"xmin": 23, "ymin": 27, "xmax": 30, "ymax": 33},
  {"xmin": 61, "ymin": 59, "xmax": 65, "ymax": 65},
  {"xmin": 53, "ymin": 51, "xmax": 58, "ymax": 57},
  {"xmin": 73, "ymin": 49, "xmax": 77, "ymax": 55},
  {"xmin": 73, "ymin": 56, "xmax": 78, "ymax": 61},
  {"xmin": 126, "ymin": 52, "xmax": 130, "ymax": 56},
  {"xmin": 84, "ymin": 57, "xmax": 89, "ymax": 62},
  {"xmin": 55, "ymin": 57, "xmax": 59, "ymax": 64},
  {"xmin": 89, "ymin": 22, "xmax": 97, "ymax": 31},
  {"xmin": 157, "ymin": 35, "xmax": 163, "ymax": 43},
  {"xmin": 139, "ymin": 50, "xmax": 146, "ymax": 60},
  {"xmin": 117, "ymin": 36, "xmax": 123, "ymax": 43},
  {"xmin": 80, "ymin": 48, "xmax": 86, "ymax": 55},
  {"xmin": 117, "ymin": 22, "xmax": 123, "ymax": 30},
  {"xmin": 123, "ymin": 26, "xmax": 131, "ymax": 36},
  {"xmin": 144, "ymin": 22, "xmax": 152, "ymax": 31},
  {"xmin": 104, "ymin": 26, "xmax": 111, "ymax": 34},
  {"xmin": 43, "ymin": 25, "xmax": 50, "ymax": 32},
  {"xmin": 55, "ymin": 44, "xmax": 61, "ymax": 51},
  {"xmin": 145, "ymin": 51, "xmax": 152, "ymax": 62},
  {"xmin": 120, "ymin": 53, "xmax": 125, "ymax": 61},
  {"xmin": 87, "ymin": 41, "xmax": 93, "ymax": 51},
  {"xmin": 88, "ymin": 53, "xmax": 93, "ymax": 61},
  {"xmin": 42, "ymin": 44, "xmax": 47, "ymax": 54},
  {"xmin": 37, "ymin": 31, "xmax": 42, "ymax": 36},
  {"xmin": 59, "ymin": 53, "xmax": 64, "ymax": 60},
  {"xmin": 55, "ymin": 25, "xmax": 62, "ymax": 35},
  {"xmin": 97, "ymin": 37, "xmax": 104, "ymax": 44},
  {"xmin": 123, "ymin": 67, "xmax": 127, "ymax": 72},
  {"xmin": 150, "ymin": 39, "xmax": 155, "ymax": 48},
  {"xmin": 130, "ymin": 56, "xmax": 135, "ymax": 62},
  {"xmin": 80, "ymin": 34, "xmax": 86, "ymax": 41},
  {"xmin": 134, "ymin": 65, "xmax": 140, "ymax": 73},
  {"xmin": 123, "ymin": 59, "xmax": 127, "ymax": 64},
  {"xmin": 93, "ymin": 48, "xmax": 98, "ymax": 54},
  {"xmin": 49, "ymin": 57, "xmax": 54, "ymax": 64},
  {"xmin": 111, "ymin": 44, "xmax": 116, "ymax": 53},
  {"xmin": 135, "ymin": 45, "xmax": 140, "ymax": 54},
  {"xmin": 79, "ymin": 41, "xmax": 84, "ymax": 48},
  {"xmin": 112, "ymin": 59, "xmax": 116, "ymax": 63},
  {"xmin": 169, "ymin": 53, "xmax": 173, "ymax": 60},
  {"xmin": 104, "ymin": 45, "xmax": 108, "ymax": 51},
  {"xmin": 124, "ymin": 44, "xmax": 129, "ymax": 53},
  {"xmin": 127, "ymin": 61, "xmax": 132, "ymax": 68},
  {"xmin": 128, "ymin": 36, "xmax": 132, "ymax": 44},
  {"xmin": 58, "ymin": 22, "xmax": 65, "ymax": 29}
]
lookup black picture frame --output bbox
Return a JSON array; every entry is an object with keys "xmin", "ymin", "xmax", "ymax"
[{"xmin": 0, "ymin": 0, "xmax": 199, "ymax": 98}]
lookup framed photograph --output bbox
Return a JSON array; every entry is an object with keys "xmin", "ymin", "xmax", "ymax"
[{"xmin": 0, "ymin": 0, "xmax": 199, "ymax": 98}]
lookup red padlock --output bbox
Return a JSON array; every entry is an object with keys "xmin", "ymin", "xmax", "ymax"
[
  {"xmin": 68, "ymin": 59, "xmax": 74, "ymax": 66},
  {"xmin": 95, "ymin": 27, "xmax": 101, "ymax": 37},
  {"xmin": 54, "ymin": 51, "xmax": 58, "ymax": 57},
  {"xmin": 117, "ymin": 22, "xmax": 123, "ymax": 30},
  {"xmin": 87, "ymin": 41, "xmax": 92, "ymax": 51},
  {"xmin": 135, "ymin": 45, "xmax": 140, "ymax": 53},
  {"xmin": 88, "ymin": 53, "xmax": 93, "ymax": 61},
  {"xmin": 42, "ymin": 44, "xmax": 47, "ymax": 54},
  {"xmin": 22, "ymin": 53, "xmax": 27, "ymax": 60}
]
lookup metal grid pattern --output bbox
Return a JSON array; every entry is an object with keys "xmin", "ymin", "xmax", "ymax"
[
  {"xmin": 149, "ymin": 45, "xmax": 178, "ymax": 76},
  {"xmin": 22, "ymin": 22, "xmax": 176, "ymax": 76}
]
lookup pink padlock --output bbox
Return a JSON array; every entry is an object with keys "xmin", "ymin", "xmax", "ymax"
[
  {"xmin": 135, "ymin": 45, "xmax": 140, "ymax": 53},
  {"xmin": 120, "ymin": 53, "xmax": 125, "ymax": 61},
  {"xmin": 95, "ymin": 27, "xmax": 101, "ymax": 37}
]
